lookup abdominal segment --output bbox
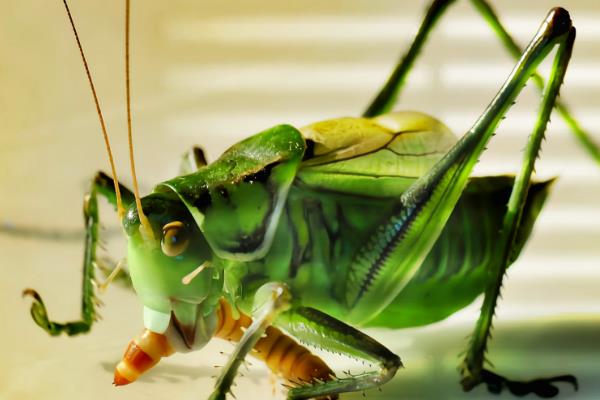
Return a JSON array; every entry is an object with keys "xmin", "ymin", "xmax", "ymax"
[
  {"xmin": 215, "ymin": 299, "xmax": 335, "ymax": 385},
  {"xmin": 114, "ymin": 299, "xmax": 334, "ymax": 387},
  {"xmin": 114, "ymin": 329, "xmax": 175, "ymax": 385}
]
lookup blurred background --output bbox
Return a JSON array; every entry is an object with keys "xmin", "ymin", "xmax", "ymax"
[{"xmin": 0, "ymin": 0, "xmax": 598, "ymax": 399}]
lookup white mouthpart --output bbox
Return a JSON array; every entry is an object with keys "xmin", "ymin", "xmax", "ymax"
[
  {"xmin": 181, "ymin": 261, "xmax": 211, "ymax": 285},
  {"xmin": 143, "ymin": 306, "xmax": 171, "ymax": 334}
]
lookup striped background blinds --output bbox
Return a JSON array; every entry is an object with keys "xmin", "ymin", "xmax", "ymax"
[{"xmin": 0, "ymin": 1, "xmax": 598, "ymax": 399}]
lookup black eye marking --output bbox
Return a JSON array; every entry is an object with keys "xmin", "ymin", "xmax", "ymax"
[{"xmin": 193, "ymin": 189, "xmax": 212, "ymax": 212}]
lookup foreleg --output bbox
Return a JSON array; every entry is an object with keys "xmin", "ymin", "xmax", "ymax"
[{"xmin": 23, "ymin": 171, "xmax": 133, "ymax": 336}]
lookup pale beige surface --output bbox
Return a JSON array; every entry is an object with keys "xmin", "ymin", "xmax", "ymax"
[{"xmin": 1, "ymin": 1, "xmax": 599, "ymax": 399}]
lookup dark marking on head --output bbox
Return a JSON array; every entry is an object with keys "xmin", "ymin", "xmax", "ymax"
[
  {"xmin": 220, "ymin": 183, "xmax": 276, "ymax": 255},
  {"xmin": 225, "ymin": 228, "xmax": 268, "ymax": 254},
  {"xmin": 243, "ymin": 163, "xmax": 275, "ymax": 184},
  {"xmin": 193, "ymin": 189, "xmax": 212, "ymax": 212},
  {"xmin": 302, "ymin": 139, "xmax": 315, "ymax": 161},
  {"xmin": 215, "ymin": 185, "xmax": 230, "ymax": 203},
  {"xmin": 171, "ymin": 311, "xmax": 196, "ymax": 349}
]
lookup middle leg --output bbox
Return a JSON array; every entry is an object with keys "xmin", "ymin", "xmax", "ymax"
[
  {"xmin": 23, "ymin": 171, "xmax": 134, "ymax": 336},
  {"xmin": 207, "ymin": 281, "xmax": 401, "ymax": 400}
]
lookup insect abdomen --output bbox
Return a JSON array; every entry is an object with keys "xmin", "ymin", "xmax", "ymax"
[
  {"xmin": 215, "ymin": 300, "xmax": 334, "ymax": 385},
  {"xmin": 298, "ymin": 111, "xmax": 457, "ymax": 197},
  {"xmin": 256, "ymin": 326, "xmax": 334, "ymax": 385},
  {"xmin": 114, "ymin": 329, "xmax": 174, "ymax": 386}
]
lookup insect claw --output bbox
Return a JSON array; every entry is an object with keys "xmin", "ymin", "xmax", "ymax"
[{"xmin": 22, "ymin": 288, "xmax": 42, "ymax": 301}]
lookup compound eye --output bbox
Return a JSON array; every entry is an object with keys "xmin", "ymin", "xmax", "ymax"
[{"xmin": 161, "ymin": 221, "xmax": 189, "ymax": 257}]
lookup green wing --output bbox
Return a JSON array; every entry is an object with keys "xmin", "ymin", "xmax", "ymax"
[{"xmin": 298, "ymin": 111, "xmax": 457, "ymax": 196}]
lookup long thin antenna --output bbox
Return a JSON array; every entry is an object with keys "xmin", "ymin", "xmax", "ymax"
[
  {"xmin": 61, "ymin": 0, "xmax": 125, "ymax": 220},
  {"xmin": 125, "ymin": 0, "xmax": 154, "ymax": 240}
]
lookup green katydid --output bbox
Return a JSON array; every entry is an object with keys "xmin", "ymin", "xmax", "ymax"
[{"xmin": 21, "ymin": 0, "xmax": 597, "ymax": 399}]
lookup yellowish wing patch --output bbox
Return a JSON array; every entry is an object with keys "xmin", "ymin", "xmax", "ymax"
[
  {"xmin": 300, "ymin": 117, "xmax": 394, "ymax": 166},
  {"xmin": 300, "ymin": 111, "xmax": 456, "ymax": 169},
  {"xmin": 297, "ymin": 111, "xmax": 457, "ymax": 197}
]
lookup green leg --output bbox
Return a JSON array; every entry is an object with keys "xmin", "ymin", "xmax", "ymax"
[
  {"xmin": 459, "ymin": 15, "xmax": 578, "ymax": 399},
  {"xmin": 277, "ymin": 307, "xmax": 401, "ymax": 400},
  {"xmin": 470, "ymin": 0, "xmax": 600, "ymax": 166},
  {"xmin": 23, "ymin": 172, "xmax": 133, "ymax": 336},
  {"xmin": 363, "ymin": 0, "xmax": 456, "ymax": 118},
  {"xmin": 208, "ymin": 282, "xmax": 400, "ymax": 400},
  {"xmin": 345, "ymin": 8, "xmax": 575, "ymax": 326},
  {"xmin": 364, "ymin": 0, "xmax": 600, "ymax": 165},
  {"xmin": 208, "ymin": 282, "xmax": 293, "ymax": 400}
]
